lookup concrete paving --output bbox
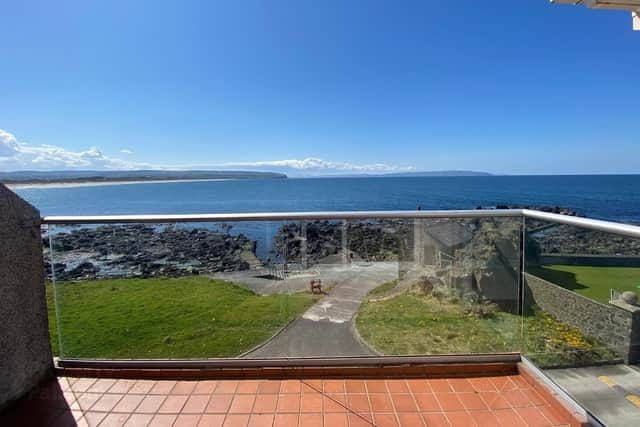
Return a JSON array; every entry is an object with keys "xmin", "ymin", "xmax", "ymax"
[
  {"xmin": 545, "ymin": 364, "xmax": 640, "ymax": 427},
  {"xmin": 240, "ymin": 262, "xmax": 398, "ymax": 358}
]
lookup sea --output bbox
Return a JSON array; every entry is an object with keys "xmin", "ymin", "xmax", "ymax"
[
  {"xmin": 12, "ymin": 175, "xmax": 640, "ymax": 223},
  {"xmin": 11, "ymin": 175, "xmax": 640, "ymax": 260}
]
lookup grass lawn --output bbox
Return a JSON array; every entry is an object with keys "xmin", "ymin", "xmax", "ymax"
[
  {"xmin": 47, "ymin": 277, "xmax": 319, "ymax": 359},
  {"xmin": 356, "ymin": 292, "xmax": 619, "ymax": 368},
  {"xmin": 528, "ymin": 265, "xmax": 640, "ymax": 304}
]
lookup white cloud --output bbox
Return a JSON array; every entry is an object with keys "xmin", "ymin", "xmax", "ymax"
[
  {"xmin": 221, "ymin": 157, "xmax": 415, "ymax": 173},
  {"xmin": 0, "ymin": 128, "xmax": 415, "ymax": 175},
  {"xmin": 0, "ymin": 128, "xmax": 150, "ymax": 170}
]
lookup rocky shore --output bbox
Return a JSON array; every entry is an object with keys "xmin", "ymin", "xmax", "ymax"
[
  {"xmin": 274, "ymin": 220, "xmax": 412, "ymax": 264},
  {"xmin": 44, "ymin": 224, "xmax": 258, "ymax": 281}
]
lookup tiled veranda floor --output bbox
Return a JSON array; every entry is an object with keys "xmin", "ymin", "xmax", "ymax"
[{"xmin": 1, "ymin": 375, "xmax": 575, "ymax": 427}]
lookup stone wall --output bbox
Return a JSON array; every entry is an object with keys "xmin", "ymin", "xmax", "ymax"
[
  {"xmin": 0, "ymin": 184, "xmax": 53, "ymax": 409},
  {"xmin": 524, "ymin": 273, "xmax": 638, "ymax": 363}
]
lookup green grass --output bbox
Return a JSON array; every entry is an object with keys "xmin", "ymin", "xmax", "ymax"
[
  {"xmin": 356, "ymin": 291, "xmax": 619, "ymax": 368},
  {"xmin": 366, "ymin": 280, "xmax": 398, "ymax": 299},
  {"xmin": 47, "ymin": 277, "xmax": 319, "ymax": 359},
  {"xmin": 528, "ymin": 265, "xmax": 640, "ymax": 304}
]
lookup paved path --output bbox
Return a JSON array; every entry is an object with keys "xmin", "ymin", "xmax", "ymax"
[
  {"xmin": 545, "ymin": 364, "xmax": 640, "ymax": 427},
  {"xmin": 242, "ymin": 262, "xmax": 397, "ymax": 358}
]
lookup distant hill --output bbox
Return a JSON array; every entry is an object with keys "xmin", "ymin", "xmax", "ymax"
[
  {"xmin": 0, "ymin": 170, "xmax": 287, "ymax": 184},
  {"xmin": 324, "ymin": 170, "xmax": 493, "ymax": 178}
]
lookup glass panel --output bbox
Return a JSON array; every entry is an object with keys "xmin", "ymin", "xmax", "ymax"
[
  {"xmin": 46, "ymin": 221, "xmax": 296, "ymax": 359},
  {"xmin": 355, "ymin": 217, "xmax": 523, "ymax": 356},
  {"xmin": 45, "ymin": 214, "xmax": 525, "ymax": 360},
  {"xmin": 522, "ymin": 217, "xmax": 632, "ymax": 368}
]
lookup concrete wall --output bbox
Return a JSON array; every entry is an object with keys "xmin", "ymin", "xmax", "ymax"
[
  {"xmin": 524, "ymin": 273, "xmax": 639, "ymax": 364},
  {"xmin": 0, "ymin": 184, "xmax": 53, "ymax": 409}
]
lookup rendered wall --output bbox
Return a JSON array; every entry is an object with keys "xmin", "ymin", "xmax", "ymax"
[{"xmin": 0, "ymin": 184, "xmax": 53, "ymax": 409}]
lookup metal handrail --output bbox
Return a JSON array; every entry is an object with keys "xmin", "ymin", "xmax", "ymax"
[{"xmin": 41, "ymin": 208, "xmax": 640, "ymax": 238}]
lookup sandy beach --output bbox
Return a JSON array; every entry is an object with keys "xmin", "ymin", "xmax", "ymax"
[{"xmin": 5, "ymin": 178, "xmax": 231, "ymax": 190}]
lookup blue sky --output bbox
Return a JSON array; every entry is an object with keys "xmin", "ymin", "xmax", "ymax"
[{"xmin": 0, "ymin": 0, "xmax": 638, "ymax": 176}]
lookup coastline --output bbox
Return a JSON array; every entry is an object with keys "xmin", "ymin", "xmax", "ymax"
[{"xmin": 5, "ymin": 178, "xmax": 232, "ymax": 190}]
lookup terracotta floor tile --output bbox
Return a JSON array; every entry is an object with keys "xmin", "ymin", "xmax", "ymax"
[
  {"xmin": 429, "ymin": 379, "xmax": 453, "ymax": 393},
  {"xmin": 539, "ymin": 405, "xmax": 569, "ymax": 426},
  {"xmin": 391, "ymin": 394, "xmax": 418, "ymax": 412},
  {"xmin": 71, "ymin": 378, "xmax": 98, "ymax": 393},
  {"xmin": 503, "ymin": 390, "xmax": 533, "ymax": 408},
  {"xmin": 75, "ymin": 392, "xmax": 103, "ymax": 411},
  {"xmin": 206, "ymin": 395, "xmax": 233, "ymax": 413},
  {"xmin": 174, "ymin": 414, "xmax": 202, "ymax": 427},
  {"xmin": 448, "ymin": 379, "xmax": 475, "ymax": 393},
  {"xmin": 415, "ymin": 394, "xmax": 441, "ymax": 412},
  {"xmin": 150, "ymin": 381, "xmax": 177, "ymax": 395},
  {"xmin": 193, "ymin": 381, "xmax": 219, "ymax": 395},
  {"xmin": 458, "ymin": 393, "xmax": 488, "ymax": 411},
  {"xmin": 223, "ymin": 414, "xmax": 250, "ymax": 427},
  {"xmin": 347, "ymin": 394, "xmax": 371, "ymax": 413},
  {"xmin": 469, "ymin": 378, "xmax": 496, "ymax": 393},
  {"xmin": 229, "ymin": 395, "xmax": 256, "ymax": 414},
  {"xmin": 109, "ymin": 380, "xmax": 137, "ymax": 395},
  {"xmin": 301, "ymin": 380, "xmax": 322, "ymax": 394},
  {"xmin": 215, "ymin": 381, "xmax": 239, "ymax": 394},
  {"xmin": 279, "ymin": 380, "xmax": 301, "ymax": 394},
  {"xmin": 345, "ymin": 380, "xmax": 367, "ymax": 394},
  {"xmin": 83, "ymin": 411, "xmax": 107, "ymax": 426},
  {"xmin": 365, "ymin": 380, "xmax": 389, "ymax": 394},
  {"xmin": 273, "ymin": 413, "xmax": 298, "ymax": 427},
  {"xmin": 349, "ymin": 413, "xmax": 374, "ymax": 427},
  {"xmin": 374, "ymin": 413, "xmax": 400, "ymax": 427},
  {"xmin": 91, "ymin": 393, "xmax": 124, "ymax": 412},
  {"xmin": 323, "ymin": 395, "xmax": 347, "ymax": 413},
  {"xmin": 135, "ymin": 395, "xmax": 166, "ymax": 413},
  {"xmin": 173, "ymin": 381, "xmax": 197, "ymax": 395},
  {"xmin": 301, "ymin": 394, "xmax": 323, "ymax": 413},
  {"xmin": 86, "ymin": 379, "xmax": 117, "ymax": 394},
  {"xmin": 248, "ymin": 413, "xmax": 275, "ymax": 427},
  {"xmin": 421, "ymin": 412, "xmax": 450, "ymax": 427},
  {"xmin": 511, "ymin": 375, "xmax": 532, "ymax": 390},
  {"xmin": 299, "ymin": 412, "xmax": 322, "ymax": 427},
  {"xmin": 150, "ymin": 414, "xmax": 178, "ymax": 427},
  {"xmin": 516, "ymin": 407, "xmax": 554, "ymax": 427},
  {"xmin": 324, "ymin": 412, "xmax": 349, "ymax": 427},
  {"xmin": 493, "ymin": 377, "xmax": 517, "ymax": 392},
  {"xmin": 276, "ymin": 394, "xmax": 300, "ymax": 413},
  {"xmin": 183, "ymin": 395, "xmax": 211, "ymax": 413},
  {"xmin": 112, "ymin": 394, "xmax": 145, "ymax": 413},
  {"xmin": 198, "ymin": 414, "xmax": 226, "ymax": 427},
  {"xmin": 398, "ymin": 413, "xmax": 425, "ymax": 427},
  {"xmin": 122, "ymin": 413, "xmax": 153, "ymax": 427},
  {"xmin": 369, "ymin": 393, "xmax": 394, "ymax": 412},
  {"xmin": 494, "ymin": 409, "xmax": 526, "ymax": 427},
  {"xmin": 386, "ymin": 380, "xmax": 410, "ymax": 393},
  {"xmin": 257, "ymin": 380, "xmax": 280, "ymax": 394},
  {"xmin": 252, "ymin": 395, "xmax": 278, "ymax": 413},
  {"xmin": 323, "ymin": 380, "xmax": 345, "ymax": 394},
  {"xmin": 237, "ymin": 381, "xmax": 261, "ymax": 394},
  {"xmin": 479, "ymin": 392, "xmax": 510, "ymax": 410},
  {"xmin": 407, "ymin": 379, "xmax": 432, "ymax": 394},
  {"xmin": 128, "ymin": 381, "xmax": 156, "ymax": 395},
  {"xmin": 522, "ymin": 389, "xmax": 547, "ymax": 406},
  {"xmin": 158, "ymin": 395, "xmax": 188, "ymax": 414},
  {"xmin": 435, "ymin": 393, "xmax": 465, "ymax": 412},
  {"xmin": 445, "ymin": 412, "xmax": 477, "ymax": 427},
  {"xmin": 97, "ymin": 412, "xmax": 130, "ymax": 427},
  {"xmin": 473, "ymin": 411, "xmax": 501, "ymax": 427}
]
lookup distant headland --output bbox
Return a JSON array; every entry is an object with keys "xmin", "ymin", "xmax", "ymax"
[{"xmin": 0, "ymin": 170, "xmax": 288, "ymax": 187}]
